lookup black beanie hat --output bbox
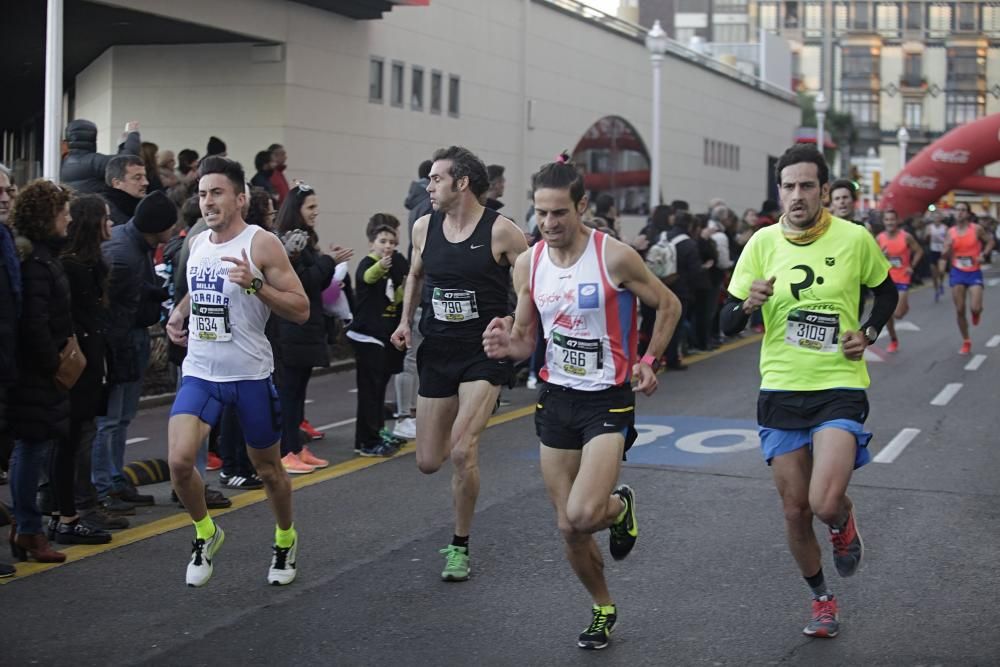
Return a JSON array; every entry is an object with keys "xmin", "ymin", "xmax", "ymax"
[
  {"xmin": 133, "ymin": 191, "xmax": 177, "ymax": 234},
  {"xmin": 206, "ymin": 136, "xmax": 226, "ymax": 156}
]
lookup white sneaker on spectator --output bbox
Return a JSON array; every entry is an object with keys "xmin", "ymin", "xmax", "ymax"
[
  {"xmin": 392, "ymin": 417, "xmax": 417, "ymax": 440},
  {"xmin": 526, "ymin": 374, "xmax": 538, "ymax": 390},
  {"xmin": 186, "ymin": 523, "xmax": 225, "ymax": 587},
  {"xmin": 268, "ymin": 539, "xmax": 297, "ymax": 586}
]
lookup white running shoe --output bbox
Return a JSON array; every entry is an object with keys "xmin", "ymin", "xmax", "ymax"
[
  {"xmin": 186, "ymin": 524, "xmax": 225, "ymax": 587},
  {"xmin": 268, "ymin": 539, "xmax": 298, "ymax": 586},
  {"xmin": 526, "ymin": 375, "xmax": 538, "ymax": 390},
  {"xmin": 392, "ymin": 417, "xmax": 417, "ymax": 440}
]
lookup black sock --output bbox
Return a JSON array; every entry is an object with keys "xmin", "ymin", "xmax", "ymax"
[
  {"xmin": 451, "ymin": 534, "xmax": 469, "ymax": 550},
  {"xmin": 805, "ymin": 569, "xmax": 830, "ymax": 598}
]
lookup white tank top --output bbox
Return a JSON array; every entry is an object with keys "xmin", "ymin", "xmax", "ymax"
[
  {"xmin": 182, "ymin": 224, "xmax": 274, "ymax": 382},
  {"xmin": 929, "ymin": 223, "xmax": 948, "ymax": 252},
  {"xmin": 530, "ymin": 231, "xmax": 637, "ymax": 391}
]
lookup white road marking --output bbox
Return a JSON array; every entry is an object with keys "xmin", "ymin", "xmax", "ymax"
[
  {"xmin": 126, "ymin": 437, "xmax": 149, "ymax": 445},
  {"xmin": 877, "ymin": 321, "xmax": 920, "ymax": 339},
  {"xmin": 965, "ymin": 354, "xmax": 987, "ymax": 371},
  {"xmin": 863, "ymin": 348, "xmax": 885, "ymax": 362},
  {"xmin": 873, "ymin": 428, "xmax": 921, "ymax": 464},
  {"xmin": 930, "ymin": 383, "xmax": 963, "ymax": 406},
  {"xmin": 988, "ymin": 278, "xmax": 1000, "ymax": 287},
  {"xmin": 348, "ymin": 388, "xmax": 358, "ymax": 394},
  {"xmin": 304, "ymin": 399, "xmax": 314, "ymax": 405},
  {"xmin": 987, "ymin": 335, "xmax": 1000, "ymax": 348},
  {"xmin": 316, "ymin": 418, "xmax": 356, "ymax": 432}
]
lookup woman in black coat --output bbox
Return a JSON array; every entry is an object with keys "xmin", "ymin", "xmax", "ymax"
[
  {"xmin": 273, "ymin": 185, "xmax": 352, "ymax": 472},
  {"xmin": 8, "ymin": 180, "xmax": 73, "ymax": 563},
  {"xmin": 52, "ymin": 194, "xmax": 113, "ymax": 544}
]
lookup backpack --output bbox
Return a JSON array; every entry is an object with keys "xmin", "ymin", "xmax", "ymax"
[{"xmin": 645, "ymin": 232, "xmax": 687, "ymax": 284}]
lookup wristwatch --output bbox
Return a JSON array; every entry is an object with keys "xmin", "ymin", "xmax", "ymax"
[
  {"xmin": 863, "ymin": 326, "xmax": 879, "ymax": 345},
  {"xmin": 640, "ymin": 354, "xmax": 661, "ymax": 371},
  {"xmin": 245, "ymin": 277, "xmax": 264, "ymax": 296}
]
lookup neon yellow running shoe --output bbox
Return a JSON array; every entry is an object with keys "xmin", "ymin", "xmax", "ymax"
[{"xmin": 439, "ymin": 544, "xmax": 470, "ymax": 582}]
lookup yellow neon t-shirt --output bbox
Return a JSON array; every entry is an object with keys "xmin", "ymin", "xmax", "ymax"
[{"xmin": 728, "ymin": 216, "xmax": 890, "ymax": 391}]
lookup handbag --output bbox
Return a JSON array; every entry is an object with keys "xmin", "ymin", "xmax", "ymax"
[{"xmin": 55, "ymin": 334, "xmax": 87, "ymax": 391}]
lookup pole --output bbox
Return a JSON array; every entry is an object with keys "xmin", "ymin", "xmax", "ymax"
[
  {"xmin": 816, "ymin": 111, "xmax": 825, "ymax": 158},
  {"xmin": 899, "ymin": 140, "xmax": 908, "ymax": 169},
  {"xmin": 44, "ymin": 0, "xmax": 64, "ymax": 182},
  {"xmin": 650, "ymin": 54, "xmax": 663, "ymax": 209}
]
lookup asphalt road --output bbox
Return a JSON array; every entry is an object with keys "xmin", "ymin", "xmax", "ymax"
[{"xmin": 2, "ymin": 270, "xmax": 999, "ymax": 666}]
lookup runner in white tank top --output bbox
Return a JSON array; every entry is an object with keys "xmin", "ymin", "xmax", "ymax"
[
  {"xmin": 164, "ymin": 157, "xmax": 309, "ymax": 589},
  {"xmin": 482, "ymin": 158, "xmax": 680, "ymax": 650}
]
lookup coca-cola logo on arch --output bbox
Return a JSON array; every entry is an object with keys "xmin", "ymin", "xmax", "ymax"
[
  {"xmin": 931, "ymin": 148, "xmax": 971, "ymax": 164},
  {"xmin": 899, "ymin": 174, "xmax": 939, "ymax": 190}
]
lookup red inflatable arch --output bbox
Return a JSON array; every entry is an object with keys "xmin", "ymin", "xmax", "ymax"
[{"xmin": 879, "ymin": 113, "xmax": 1000, "ymax": 218}]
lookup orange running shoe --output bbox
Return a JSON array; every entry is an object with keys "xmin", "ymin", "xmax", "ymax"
[
  {"xmin": 959, "ymin": 339, "xmax": 972, "ymax": 355},
  {"xmin": 887, "ymin": 340, "xmax": 899, "ymax": 353},
  {"xmin": 298, "ymin": 446, "xmax": 329, "ymax": 469},
  {"xmin": 802, "ymin": 595, "xmax": 839, "ymax": 638},
  {"xmin": 281, "ymin": 452, "xmax": 315, "ymax": 474},
  {"xmin": 300, "ymin": 420, "xmax": 325, "ymax": 440},
  {"xmin": 206, "ymin": 452, "xmax": 222, "ymax": 471}
]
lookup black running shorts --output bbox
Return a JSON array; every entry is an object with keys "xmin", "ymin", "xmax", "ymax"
[
  {"xmin": 534, "ymin": 382, "xmax": 638, "ymax": 454},
  {"xmin": 417, "ymin": 335, "xmax": 511, "ymax": 398}
]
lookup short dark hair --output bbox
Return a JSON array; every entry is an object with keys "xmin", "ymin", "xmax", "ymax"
[
  {"xmin": 254, "ymin": 150, "xmax": 272, "ymax": 172},
  {"xmin": 595, "ymin": 193, "xmax": 615, "ymax": 216},
  {"xmin": 651, "ymin": 204, "xmax": 673, "ymax": 230},
  {"xmin": 197, "ymin": 156, "xmax": 246, "ymax": 198},
  {"xmin": 883, "ymin": 208, "xmax": 898, "ymax": 218},
  {"xmin": 830, "ymin": 178, "xmax": 858, "ymax": 201},
  {"xmin": 531, "ymin": 161, "xmax": 586, "ymax": 205},
  {"xmin": 366, "ymin": 213, "xmax": 400, "ymax": 242},
  {"xmin": 670, "ymin": 200, "xmax": 690, "ymax": 212},
  {"xmin": 486, "ymin": 164, "xmax": 505, "ymax": 183},
  {"xmin": 418, "ymin": 159, "xmax": 433, "ymax": 180},
  {"xmin": 775, "ymin": 144, "xmax": 829, "ymax": 186},
  {"xmin": 105, "ymin": 155, "xmax": 145, "ymax": 187},
  {"xmin": 181, "ymin": 195, "xmax": 201, "ymax": 228},
  {"xmin": 177, "ymin": 149, "xmax": 199, "ymax": 175},
  {"xmin": 432, "ymin": 146, "xmax": 489, "ymax": 197},
  {"xmin": 267, "ymin": 143, "xmax": 284, "ymax": 152}
]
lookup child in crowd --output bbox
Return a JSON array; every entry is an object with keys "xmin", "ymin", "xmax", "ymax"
[{"xmin": 346, "ymin": 215, "xmax": 409, "ymax": 456}]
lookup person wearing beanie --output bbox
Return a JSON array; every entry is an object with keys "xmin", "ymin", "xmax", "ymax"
[
  {"xmin": 92, "ymin": 191, "xmax": 177, "ymax": 512},
  {"xmin": 60, "ymin": 119, "xmax": 142, "ymax": 194},
  {"xmin": 206, "ymin": 136, "xmax": 227, "ymax": 158}
]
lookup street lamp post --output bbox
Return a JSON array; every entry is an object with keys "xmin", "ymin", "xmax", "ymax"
[
  {"xmin": 896, "ymin": 126, "xmax": 910, "ymax": 171},
  {"xmin": 814, "ymin": 91, "xmax": 828, "ymax": 157},
  {"xmin": 645, "ymin": 20, "xmax": 668, "ymax": 209}
]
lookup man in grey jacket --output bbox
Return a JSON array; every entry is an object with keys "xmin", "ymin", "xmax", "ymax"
[{"xmin": 60, "ymin": 119, "xmax": 142, "ymax": 193}]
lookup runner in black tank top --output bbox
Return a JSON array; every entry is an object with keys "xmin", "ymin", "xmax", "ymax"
[
  {"xmin": 390, "ymin": 146, "xmax": 528, "ymax": 583},
  {"xmin": 419, "ymin": 208, "xmax": 511, "ymax": 340}
]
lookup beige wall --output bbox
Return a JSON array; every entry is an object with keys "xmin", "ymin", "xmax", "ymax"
[
  {"xmin": 75, "ymin": 0, "xmax": 798, "ymax": 254},
  {"xmin": 924, "ymin": 47, "xmax": 947, "ymax": 133},
  {"xmin": 879, "ymin": 46, "xmax": 903, "ymax": 131}
]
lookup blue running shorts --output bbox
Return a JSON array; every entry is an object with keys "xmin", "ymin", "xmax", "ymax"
[
  {"xmin": 949, "ymin": 268, "xmax": 984, "ymax": 288},
  {"xmin": 759, "ymin": 418, "xmax": 872, "ymax": 469},
  {"xmin": 171, "ymin": 376, "xmax": 281, "ymax": 449}
]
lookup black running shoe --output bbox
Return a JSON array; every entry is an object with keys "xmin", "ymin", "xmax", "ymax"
[
  {"xmin": 219, "ymin": 472, "xmax": 264, "ymax": 490},
  {"xmin": 55, "ymin": 518, "xmax": 112, "ymax": 545},
  {"xmin": 578, "ymin": 604, "xmax": 617, "ymax": 650},
  {"xmin": 80, "ymin": 509, "xmax": 129, "ymax": 531},
  {"xmin": 609, "ymin": 485, "xmax": 638, "ymax": 561}
]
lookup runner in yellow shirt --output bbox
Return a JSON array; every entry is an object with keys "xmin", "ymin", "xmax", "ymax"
[{"xmin": 721, "ymin": 145, "xmax": 897, "ymax": 639}]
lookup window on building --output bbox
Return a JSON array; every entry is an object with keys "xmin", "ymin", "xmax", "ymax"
[
  {"xmin": 411, "ymin": 66, "xmax": 424, "ymax": 110},
  {"xmin": 448, "ymin": 75, "xmax": 460, "ymax": 117},
  {"xmin": 851, "ymin": 0, "xmax": 871, "ymax": 29},
  {"xmin": 876, "ymin": 2, "xmax": 899, "ymax": 34},
  {"xmin": 369, "ymin": 57, "xmax": 384, "ymax": 103},
  {"xmin": 842, "ymin": 45, "xmax": 878, "ymax": 81},
  {"xmin": 714, "ymin": 23, "xmax": 747, "ymax": 42},
  {"xmin": 905, "ymin": 1, "xmax": 922, "ymax": 28},
  {"xmin": 947, "ymin": 47, "xmax": 984, "ymax": 83},
  {"xmin": 928, "ymin": 3, "xmax": 952, "ymax": 35},
  {"xmin": 759, "ymin": 2, "xmax": 779, "ymax": 30},
  {"xmin": 804, "ymin": 3, "xmax": 823, "ymax": 34},
  {"xmin": 957, "ymin": 2, "xmax": 977, "ymax": 30},
  {"xmin": 834, "ymin": 2, "xmax": 849, "ymax": 30},
  {"xmin": 841, "ymin": 91, "xmax": 879, "ymax": 125},
  {"xmin": 903, "ymin": 52, "xmax": 922, "ymax": 86},
  {"xmin": 390, "ymin": 61, "xmax": 404, "ymax": 108},
  {"xmin": 904, "ymin": 101, "xmax": 923, "ymax": 128},
  {"xmin": 985, "ymin": 4, "xmax": 1000, "ymax": 33},
  {"xmin": 430, "ymin": 70, "xmax": 442, "ymax": 114},
  {"xmin": 784, "ymin": 1, "xmax": 799, "ymax": 28},
  {"xmin": 946, "ymin": 93, "xmax": 985, "ymax": 127}
]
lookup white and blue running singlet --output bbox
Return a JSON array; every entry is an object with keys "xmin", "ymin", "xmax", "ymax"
[{"xmin": 182, "ymin": 225, "xmax": 273, "ymax": 382}]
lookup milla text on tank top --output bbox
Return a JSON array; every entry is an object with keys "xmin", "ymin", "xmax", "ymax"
[
  {"xmin": 530, "ymin": 230, "xmax": 637, "ymax": 391},
  {"xmin": 419, "ymin": 208, "xmax": 511, "ymax": 339},
  {"xmin": 877, "ymin": 231, "xmax": 912, "ymax": 285},
  {"xmin": 183, "ymin": 225, "xmax": 273, "ymax": 382},
  {"xmin": 948, "ymin": 224, "xmax": 982, "ymax": 272}
]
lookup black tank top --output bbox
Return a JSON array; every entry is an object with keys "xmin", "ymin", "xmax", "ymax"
[{"xmin": 419, "ymin": 208, "xmax": 511, "ymax": 339}]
